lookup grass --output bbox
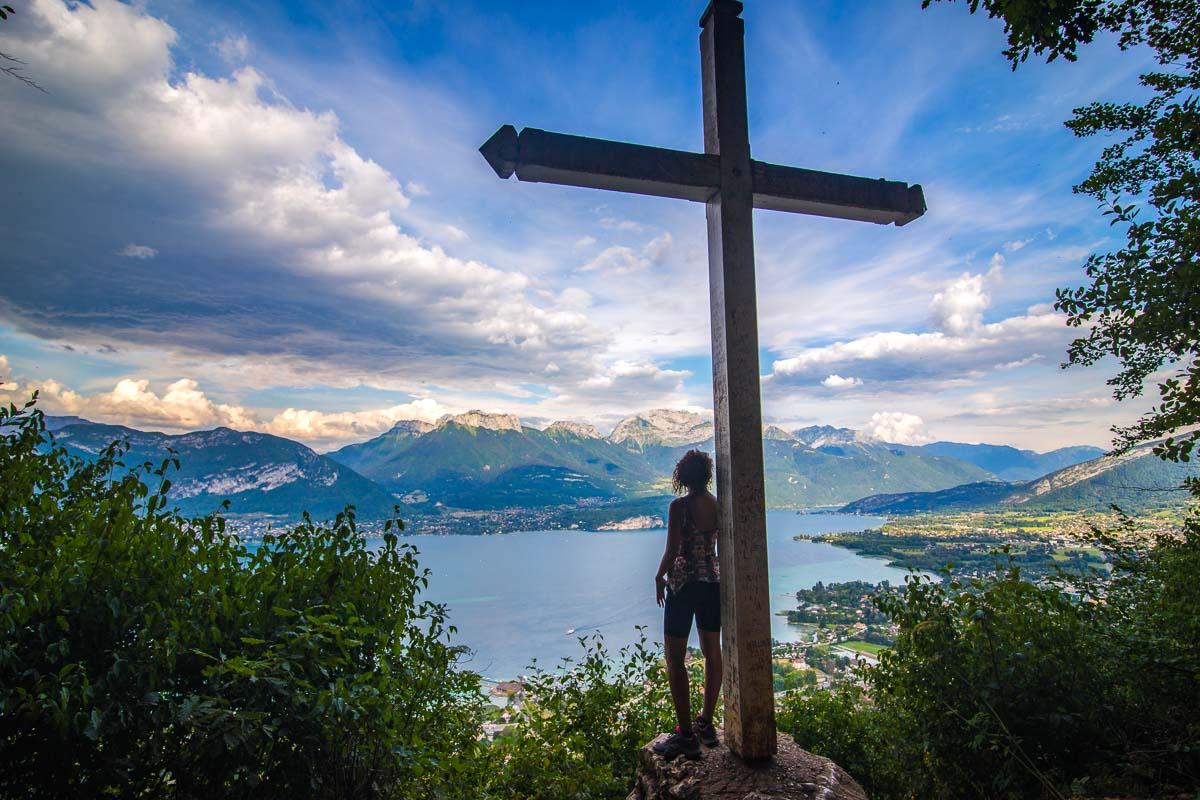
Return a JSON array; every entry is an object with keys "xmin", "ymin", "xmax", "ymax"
[{"xmin": 839, "ymin": 640, "xmax": 889, "ymax": 655}]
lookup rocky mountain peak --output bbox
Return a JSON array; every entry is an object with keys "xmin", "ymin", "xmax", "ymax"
[
  {"xmin": 792, "ymin": 425, "xmax": 875, "ymax": 449},
  {"xmin": 387, "ymin": 419, "xmax": 435, "ymax": 436},
  {"xmin": 763, "ymin": 425, "xmax": 797, "ymax": 441},
  {"xmin": 544, "ymin": 420, "xmax": 602, "ymax": 439},
  {"xmin": 608, "ymin": 409, "xmax": 714, "ymax": 448},
  {"xmin": 437, "ymin": 410, "xmax": 524, "ymax": 433}
]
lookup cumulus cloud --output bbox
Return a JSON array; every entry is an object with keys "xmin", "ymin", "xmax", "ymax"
[
  {"xmin": 0, "ymin": 0, "xmax": 602, "ymax": 391},
  {"xmin": 0, "ymin": 355, "xmax": 15, "ymax": 390},
  {"xmin": 822, "ymin": 374, "xmax": 863, "ymax": 389},
  {"xmin": 929, "ymin": 272, "xmax": 989, "ymax": 335},
  {"xmin": 0, "ymin": 371, "xmax": 457, "ymax": 448},
  {"xmin": 28, "ymin": 377, "xmax": 255, "ymax": 431},
  {"xmin": 261, "ymin": 398, "xmax": 455, "ymax": 447},
  {"xmin": 769, "ymin": 305, "xmax": 1066, "ymax": 386},
  {"xmin": 580, "ymin": 360, "xmax": 688, "ymax": 391},
  {"xmin": 117, "ymin": 244, "xmax": 157, "ymax": 259},
  {"xmin": 580, "ymin": 233, "xmax": 673, "ymax": 274},
  {"xmin": 767, "ymin": 269, "xmax": 1071, "ymax": 390},
  {"xmin": 868, "ymin": 411, "xmax": 931, "ymax": 445}
]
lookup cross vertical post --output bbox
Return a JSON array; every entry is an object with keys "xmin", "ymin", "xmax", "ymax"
[{"xmin": 700, "ymin": 0, "xmax": 776, "ymax": 760}]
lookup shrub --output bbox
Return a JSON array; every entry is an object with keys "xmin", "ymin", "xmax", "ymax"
[
  {"xmin": 0, "ymin": 399, "xmax": 485, "ymax": 798},
  {"xmin": 780, "ymin": 525, "xmax": 1200, "ymax": 800},
  {"xmin": 479, "ymin": 632, "xmax": 683, "ymax": 800},
  {"xmin": 778, "ymin": 683, "xmax": 907, "ymax": 795}
]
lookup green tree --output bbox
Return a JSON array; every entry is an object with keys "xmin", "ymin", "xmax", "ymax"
[{"xmin": 923, "ymin": 0, "xmax": 1199, "ymax": 470}]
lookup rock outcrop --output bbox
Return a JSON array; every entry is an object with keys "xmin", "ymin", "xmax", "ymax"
[
  {"xmin": 544, "ymin": 420, "xmax": 603, "ymax": 439},
  {"xmin": 608, "ymin": 409, "xmax": 715, "ymax": 449},
  {"xmin": 627, "ymin": 731, "xmax": 867, "ymax": 800},
  {"xmin": 435, "ymin": 410, "xmax": 523, "ymax": 433}
]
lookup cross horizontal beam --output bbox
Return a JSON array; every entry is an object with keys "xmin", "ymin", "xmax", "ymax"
[{"xmin": 480, "ymin": 125, "xmax": 926, "ymax": 226}]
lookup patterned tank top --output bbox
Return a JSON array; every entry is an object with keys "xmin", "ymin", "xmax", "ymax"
[{"xmin": 675, "ymin": 497, "xmax": 720, "ymax": 584}]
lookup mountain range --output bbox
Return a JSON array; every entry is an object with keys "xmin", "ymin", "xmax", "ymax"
[
  {"xmin": 48, "ymin": 421, "xmax": 399, "ymax": 519},
  {"xmin": 329, "ymin": 410, "xmax": 1004, "ymax": 510},
  {"xmin": 38, "ymin": 408, "xmax": 1181, "ymax": 527},
  {"xmin": 842, "ymin": 443, "xmax": 1195, "ymax": 514}
]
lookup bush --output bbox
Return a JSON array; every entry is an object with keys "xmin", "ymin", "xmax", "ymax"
[
  {"xmin": 778, "ymin": 684, "xmax": 906, "ymax": 794},
  {"xmin": 0, "ymin": 400, "xmax": 485, "ymax": 798},
  {"xmin": 479, "ymin": 632, "xmax": 688, "ymax": 800},
  {"xmin": 779, "ymin": 527, "xmax": 1200, "ymax": 800}
]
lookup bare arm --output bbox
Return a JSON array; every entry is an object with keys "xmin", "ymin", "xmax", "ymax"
[
  {"xmin": 655, "ymin": 501, "xmax": 682, "ymax": 606},
  {"xmin": 657, "ymin": 501, "xmax": 683, "ymax": 578}
]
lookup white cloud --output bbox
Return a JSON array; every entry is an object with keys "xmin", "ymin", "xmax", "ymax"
[
  {"xmin": 767, "ymin": 266, "xmax": 1071, "ymax": 389},
  {"xmin": 822, "ymin": 374, "xmax": 863, "ymax": 389},
  {"xmin": 868, "ymin": 411, "xmax": 931, "ymax": 445},
  {"xmin": 558, "ymin": 287, "xmax": 592, "ymax": 310},
  {"xmin": 27, "ymin": 377, "xmax": 254, "ymax": 431},
  {"xmin": 997, "ymin": 354, "xmax": 1043, "ymax": 370},
  {"xmin": 929, "ymin": 272, "xmax": 989, "ymax": 335},
  {"xmin": 574, "ymin": 236, "xmax": 597, "ymax": 250},
  {"xmin": 1003, "ymin": 238, "xmax": 1031, "ymax": 252},
  {"xmin": 580, "ymin": 359, "xmax": 688, "ymax": 391},
  {"xmin": 262, "ymin": 398, "xmax": 455, "ymax": 447},
  {"xmin": 212, "ymin": 33, "xmax": 250, "ymax": 64},
  {"xmin": 1, "ymin": 0, "xmax": 602, "ymax": 378},
  {"xmin": 580, "ymin": 233, "xmax": 672, "ymax": 274},
  {"xmin": 116, "ymin": 243, "xmax": 157, "ymax": 259},
  {"xmin": 0, "ymin": 355, "xmax": 15, "ymax": 390},
  {"xmin": 598, "ymin": 216, "xmax": 644, "ymax": 232},
  {"xmin": 987, "ymin": 252, "xmax": 1005, "ymax": 277},
  {"xmin": 1, "ymin": 371, "xmax": 456, "ymax": 448}
]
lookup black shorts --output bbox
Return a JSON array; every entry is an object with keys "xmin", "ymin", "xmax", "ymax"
[{"xmin": 664, "ymin": 580, "xmax": 721, "ymax": 639}]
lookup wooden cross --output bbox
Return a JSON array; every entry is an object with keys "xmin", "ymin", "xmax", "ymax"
[{"xmin": 480, "ymin": 0, "xmax": 925, "ymax": 761}]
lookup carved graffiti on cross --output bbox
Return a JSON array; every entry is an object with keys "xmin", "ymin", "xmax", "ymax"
[{"xmin": 480, "ymin": 0, "xmax": 926, "ymax": 761}]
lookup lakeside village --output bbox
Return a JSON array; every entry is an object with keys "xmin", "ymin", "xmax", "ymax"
[{"xmin": 219, "ymin": 497, "xmax": 667, "ymax": 540}]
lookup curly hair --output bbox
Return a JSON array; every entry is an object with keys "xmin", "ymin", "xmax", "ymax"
[{"xmin": 672, "ymin": 449, "xmax": 714, "ymax": 494}]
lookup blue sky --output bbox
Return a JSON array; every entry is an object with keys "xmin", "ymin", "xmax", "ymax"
[{"xmin": 0, "ymin": 0, "xmax": 1158, "ymax": 449}]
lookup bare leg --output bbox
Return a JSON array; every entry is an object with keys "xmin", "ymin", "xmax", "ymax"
[
  {"xmin": 663, "ymin": 634, "xmax": 692, "ymax": 732},
  {"xmin": 698, "ymin": 629, "xmax": 722, "ymax": 721}
]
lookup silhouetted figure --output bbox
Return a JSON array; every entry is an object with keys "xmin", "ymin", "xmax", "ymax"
[{"xmin": 653, "ymin": 449, "xmax": 721, "ymax": 760}]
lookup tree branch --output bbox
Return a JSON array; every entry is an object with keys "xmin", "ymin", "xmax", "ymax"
[{"xmin": 0, "ymin": 49, "xmax": 46, "ymax": 93}]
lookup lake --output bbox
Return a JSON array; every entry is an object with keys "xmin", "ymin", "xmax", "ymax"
[{"xmin": 374, "ymin": 511, "xmax": 904, "ymax": 680}]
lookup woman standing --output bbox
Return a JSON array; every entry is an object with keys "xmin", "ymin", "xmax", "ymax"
[{"xmin": 652, "ymin": 449, "xmax": 722, "ymax": 760}]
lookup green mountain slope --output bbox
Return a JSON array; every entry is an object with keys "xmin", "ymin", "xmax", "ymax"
[
  {"xmin": 616, "ymin": 423, "xmax": 992, "ymax": 507},
  {"xmin": 50, "ymin": 421, "xmax": 398, "ymax": 519},
  {"xmin": 762, "ymin": 436, "xmax": 993, "ymax": 506},
  {"xmin": 843, "ymin": 445, "xmax": 1196, "ymax": 514},
  {"xmin": 328, "ymin": 413, "xmax": 662, "ymax": 509}
]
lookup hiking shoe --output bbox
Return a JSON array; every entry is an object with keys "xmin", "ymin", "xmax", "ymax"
[
  {"xmin": 694, "ymin": 715, "xmax": 719, "ymax": 747},
  {"xmin": 652, "ymin": 727, "xmax": 701, "ymax": 760}
]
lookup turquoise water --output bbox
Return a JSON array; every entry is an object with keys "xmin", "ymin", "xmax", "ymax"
[{"xmin": 370, "ymin": 511, "xmax": 904, "ymax": 680}]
